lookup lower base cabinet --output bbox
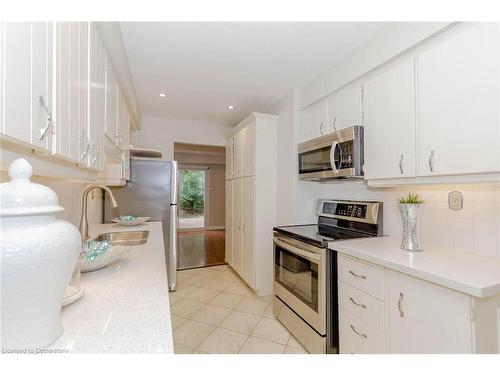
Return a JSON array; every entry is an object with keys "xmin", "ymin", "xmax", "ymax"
[{"xmin": 338, "ymin": 254, "xmax": 500, "ymax": 354}]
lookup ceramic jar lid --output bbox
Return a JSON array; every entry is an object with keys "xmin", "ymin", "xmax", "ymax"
[{"xmin": 0, "ymin": 158, "xmax": 64, "ymax": 217}]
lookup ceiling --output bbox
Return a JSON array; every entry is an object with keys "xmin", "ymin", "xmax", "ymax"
[{"xmin": 120, "ymin": 22, "xmax": 387, "ymax": 127}]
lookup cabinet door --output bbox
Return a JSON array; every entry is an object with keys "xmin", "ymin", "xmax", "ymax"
[
  {"xmin": 225, "ymin": 137, "xmax": 234, "ymax": 179},
  {"xmin": 116, "ymin": 87, "xmax": 125, "ymax": 151},
  {"xmin": 326, "ymin": 83, "xmax": 363, "ymax": 133},
  {"xmin": 301, "ymin": 99, "xmax": 328, "ymax": 141},
  {"xmin": 121, "ymin": 104, "xmax": 131, "ymax": 179},
  {"xmin": 104, "ymin": 54, "xmax": 117, "ymax": 144},
  {"xmin": 232, "ymin": 178, "xmax": 242, "ymax": 275},
  {"xmin": 88, "ymin": 23, "xmax": 105, "ymax": 171},
  {"xmin": 417, "ymin": 23, "xmax": 500, "ymax": 176},
  {"xmin": 77, "ymin": 22, "xmax": 89, "ymax": 166},
  {"xmin": 233, "ymin": 131, "xmax": 243, "ymax": 178},
  {"xmin": 2, "ymin": 22, "xmax": 53, "ymax": 151},
  {"xmin": 363, "ymin": 58, "xmax": 416, "ymax": 179},
  {"xmin": 225, "ymin": 179, "xmax": 233, "ymax": 266},
  {"xmin": 387, "ymin": 270, "xmax": 472, "ymax": 353},
  {"xmin": 241, "ymin": 122, "xmax": 255, "ymax": 177},
  {"xmin": 241, "ymin": 176, "xmax": 255, "ymax": 286}
]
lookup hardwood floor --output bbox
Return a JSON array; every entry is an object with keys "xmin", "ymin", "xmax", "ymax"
[{"xmin": 177, "ymin": 230, "xmax": 226, "ymax": 270}]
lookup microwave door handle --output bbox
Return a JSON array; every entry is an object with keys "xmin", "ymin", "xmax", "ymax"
[
  {"xmin": 330, "ymin": 141, "xmax": 340, "ymax": 173},
  {"xmin": 273, "ymin": 238, "xmax": 321, "ymax": 263}
]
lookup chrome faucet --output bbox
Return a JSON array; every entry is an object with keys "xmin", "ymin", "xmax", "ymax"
[{"xmin": 79, "ymin": 184, "xmax": 118, "ymax": 241}]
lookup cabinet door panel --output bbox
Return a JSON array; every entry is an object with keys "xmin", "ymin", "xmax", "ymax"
[
  {"xmin": 233, "ymin": 131, "xmax": 243, "ymax": 178},
  {"xmin": 301, "ymin": 99, "xmax": 327, "ymax": 142},
  {"xmin": 78, "ymin": 22, "xmax": 89, "ymax": 165},
  {"xmin": 225, "ymin": 180, "xmax": 233, "ymax": 265},
  {"xmin": 388, "ymin": 270, "xmax": 471, "ymax": 353},
  {"xmin": 326, "ymin": 83, "xmax": 363, "ymax": 133},
  {"xmin": 241, "ymin": 122, "xmax": 255, "ymax": 177},
  {"xmin": 225, "ymin": 137, "xmax": 234, "ymax": 179},
  {"xmin": 54, "ymin": 22, "xmax": 71, "ymax": 159},
  {"xmin": 232, "ymin": 178, "xmax": 242, "ymax": 275},
  {"xmin": 2, "ymin": 23, "xmax": 31, "ymax": 144},
  {"xmin": 363, "ymin": 58, "xmax": 416, "ymax": 179},
  {"xmin": 30, "ymin": 22, "xmax": 53, "ymax": 151},
  {"xmin": 105, "ymin": 56, "xmax": 117, "ymax": 143},
  {"xmin": 241, "ymin": 176, "xmax": 255, "ymax": 286},
  {"xmin": 417, "ymin": 23, "xmax": 500, "ymax": 176}
]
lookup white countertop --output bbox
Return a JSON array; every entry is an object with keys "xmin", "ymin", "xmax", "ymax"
[
  {"xmin": 50, "ymin": 222, "xmax": 174, "ymax": 353},
  {"xmin": 329, "ymin": 236, "xmax": 500, "ymax": 298}
]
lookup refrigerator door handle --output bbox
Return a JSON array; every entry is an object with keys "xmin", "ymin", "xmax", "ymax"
[{"xmin": 169, "ymin": 203, "xmax": 178, "ymax": 291}]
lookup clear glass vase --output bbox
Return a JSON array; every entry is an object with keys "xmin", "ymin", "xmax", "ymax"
[{"xmin": 398, "ymin": 203, "xmax": 423, "ymax": 251}]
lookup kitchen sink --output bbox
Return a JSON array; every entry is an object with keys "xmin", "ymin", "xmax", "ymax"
[{"xmin": 93, "ymin": 230, "xmax": 149, "ymax": 246}]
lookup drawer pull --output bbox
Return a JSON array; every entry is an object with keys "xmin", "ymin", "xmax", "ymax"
[
  {"xmin": 349, "ymin": 270, "xmax": 366, "ymax": 280},
  {"xmin": 349, "ymin": 297, "xmax": 366, "ymax": 309},
  {"xmin": 398, "ymin": 292, "xmax": 404, "ymax": 318},
  {"xmin": 350, "ymin": 324, "xmax": 368, "ymax": 339}
]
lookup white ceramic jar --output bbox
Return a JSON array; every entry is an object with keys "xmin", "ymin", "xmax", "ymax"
[{"xmin": 0, "ymin": 159, "xmax": 81, "ymax": 350}]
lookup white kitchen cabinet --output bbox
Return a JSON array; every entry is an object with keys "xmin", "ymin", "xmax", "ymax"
[
  {"xmin": 417, "ymin": 23, "xmax": 500, "ymax": 177},
  {"xmin": 387, "ymin": 270, "xmax": 472, "ymax": 354},
  {"xmin": 240, "ymin": 176, "xmax": 255, "ymax": 286},
  {"xmin": 232, "ymin": 177, "xmax": 242, "ymax": 275},
  {"xmin": 225, "ymin": 113, "xmax": 277, "ymax": 295},
  {"xmin": 87, "ymin": 23, "xmax": 105, "ymax": 171},
  {"xmin": 116, "ymin": 87, "xmax": 125, "ymax": 151},
  {"xmin": 225, "ymin": 136, "xmax": 234, "ymax": 180},
  {"xmin": 104, "ymin": 55, "xmax": 118, "ymax": 144},
  {"xmin": 363, "ymin": 58, "xmax": 416, "ymax": 179},
  {"xmin": 53, "ymin": 22, "xmax": 90, "ymax": 165},
  {"xmin": 301, "ymin": 99, "xmax": 328, "ymax": 142},
  {"xmin": 326, "ymin": 83, "xmax": 363, "ymax": 133},
  {"xmin": 1, "ymin": 22, "xmax": 53, "ymax": 152},
  {"xmin": 225, "ymin": 179, "xmax": 233, "ymax": 266}
]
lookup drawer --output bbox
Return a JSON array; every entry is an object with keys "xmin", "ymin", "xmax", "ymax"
[
  {"xmin": 339, "ymin": 332, "xmax": 368, "ymax": 354},
  {"xmin": 340, "ymin": 307, "xmax": 386, "ymax": 354},
  {"xmin": 339, "ymin": 281, "xmax": 385, "ymax": 331},
  {"xmin": 338, "ymin": 254, "xmax": 385, "ymax": 299}
]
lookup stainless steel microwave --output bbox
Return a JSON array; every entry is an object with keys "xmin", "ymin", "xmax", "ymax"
[{"xmin": 298, "ymin": 126, "xmax": 364, "ymax": 181}]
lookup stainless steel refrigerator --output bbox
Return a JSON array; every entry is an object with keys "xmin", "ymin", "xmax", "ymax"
[{"xmin": 104, "ymin": 158, "xmax": 178, "ymax": 291}]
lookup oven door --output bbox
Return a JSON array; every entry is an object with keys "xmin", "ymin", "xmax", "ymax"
[{"xmin": 273, "ymin": 235, "xmax": 326, "ymax": 335}]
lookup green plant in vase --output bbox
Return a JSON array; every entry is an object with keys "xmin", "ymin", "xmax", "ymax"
[{"xmin": 397, "ymin": 193, "xmax": 425, "ymax": 251}]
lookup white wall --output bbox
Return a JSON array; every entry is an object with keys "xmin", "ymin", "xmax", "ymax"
[
  {"xmin": 132, "ymin": 114, "xmax": 232, "ymax": 160},
  {"xmin": 274, "ymin": 21, "xmax": 500, "ymax": 258}
]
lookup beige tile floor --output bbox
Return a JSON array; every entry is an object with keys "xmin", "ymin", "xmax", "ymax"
[{"xmin": 169, "ymin": 264, "xmax": 310, "ymax": 354}]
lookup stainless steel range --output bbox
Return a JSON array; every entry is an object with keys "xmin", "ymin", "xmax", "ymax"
[{"xmin": 273, "ymin": 199, "xmax": 383, "ymax": 354}]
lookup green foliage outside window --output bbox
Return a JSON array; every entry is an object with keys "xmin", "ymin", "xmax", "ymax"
[{"xmin": 179, "ymin": 169, "xmax": 205, "ymax": 214}]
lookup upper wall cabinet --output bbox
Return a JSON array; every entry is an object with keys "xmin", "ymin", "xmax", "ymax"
[
  {"xmin": 363, "ymin": 58, "xmax": 416, "ymax": 179},
  {"xmin": 417, "ymin": 23, "xmax": 500, "ymax": 177},
  {"xmin": 326, "ymin": 82, "xmax": 363, "ymax": 133},
  {"xmin": 1, "ymin": 23, "xmax": 54, "ymax": 152},
  {"xmin": 301, "ymin": 98, "xmax": 328, "ymax": 141}
]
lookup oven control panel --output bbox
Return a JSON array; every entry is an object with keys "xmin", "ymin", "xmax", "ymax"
[{"xmin": 317, "ymin": 199, "xmax": 381, "ymax": 224}]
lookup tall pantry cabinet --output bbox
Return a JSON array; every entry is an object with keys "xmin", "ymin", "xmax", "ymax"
[{"xmin": 225, "ymin": 113, "xmax": 277, "ymax": 296}]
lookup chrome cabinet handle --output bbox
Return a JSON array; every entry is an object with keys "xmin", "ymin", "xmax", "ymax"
[
  {"xmin": 399, "ymin": 154, "xmax": 404, "ymax": 175},
  {"xmin": 320, "ymin": 122, "xmax": 325, "ymax": 135},
  {"xmin": 428, "ymin": 150, "xmax": 435, "ymax": 172},
  {"xmin": 332, "ymin": 117, "xmax": 337, "ymax": 133},
  {"xmin": 350, "ymin": 325, "xmax": 367, "ymax": 339},
  {"xmin": 398, "ymin": 292, "xmax": 404, "ymax": 318},
  {"xmin": 81, "ymin": 134, "xmax": 90, "ymax": 160},
  {"xmin": 349, "ymin": 270, "xmax": 366, "ymax": 280},
  {"xmin": 349, "ymin": 297, "xmax": 367, "ymax": 309},
  {"xmin": 38, "ymin": 95, "xmax": 53, "ymax": 140}
]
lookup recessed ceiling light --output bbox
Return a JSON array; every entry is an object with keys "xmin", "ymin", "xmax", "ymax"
[
  {"xmin": 159, "ymin": 93, "xmax": 167, "ymax": 98},
  {"xmin": 227, "ymin": 105, "xmax": 235, "ymax": 110}
]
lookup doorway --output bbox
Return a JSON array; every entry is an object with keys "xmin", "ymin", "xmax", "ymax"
[{"xmin": 174, "ymin": 142, "xmax": 226, "ymax": 270}]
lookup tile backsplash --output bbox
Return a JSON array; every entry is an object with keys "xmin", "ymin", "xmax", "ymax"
[
  {"xmin": 319, "ymin": 181, "xmax": 500, "ymax": 257},
  {"xmin": 0, "ymin": 172, "xmax": 103, "ymax": 228}
]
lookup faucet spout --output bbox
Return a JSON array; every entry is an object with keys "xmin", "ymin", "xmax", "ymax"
[{"xmin": 79, "ymin": 184, "xmax": 118, "ymax": 242}]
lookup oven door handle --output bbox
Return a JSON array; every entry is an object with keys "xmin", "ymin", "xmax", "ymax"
[{"xmin": 273, "ymin": 237, "xmax": 321, "ymax": 263}]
